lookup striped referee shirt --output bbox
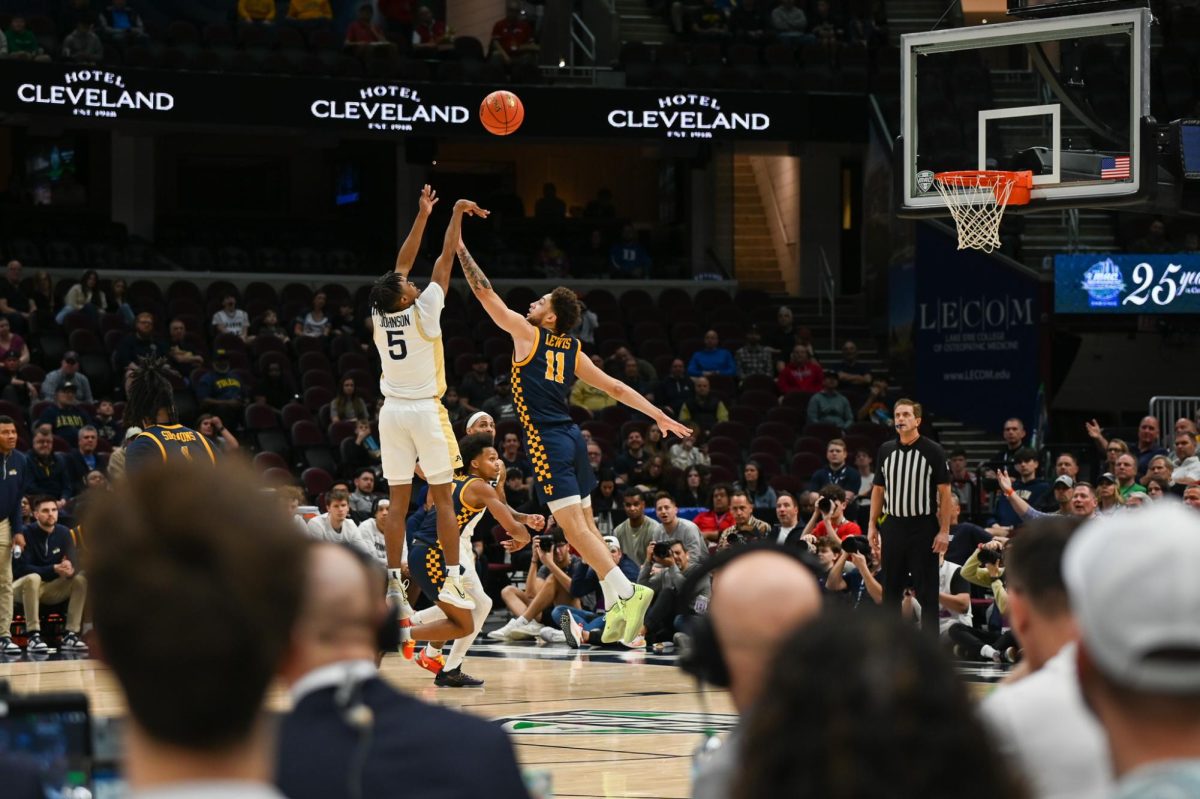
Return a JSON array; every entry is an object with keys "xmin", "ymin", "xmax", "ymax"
[{"xmin": 874, "ymin": 436, "xmax": 950, "ymax": 518}]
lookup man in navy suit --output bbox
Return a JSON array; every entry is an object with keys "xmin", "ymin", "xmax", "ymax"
[{"xmin": 275, "ymin": 542, "xmax": 530, "ymax": 799}]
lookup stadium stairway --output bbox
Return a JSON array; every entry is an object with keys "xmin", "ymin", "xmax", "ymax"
[{"xmin": 615, "ymin": 0, "xmax": 674, "ymax": 46}]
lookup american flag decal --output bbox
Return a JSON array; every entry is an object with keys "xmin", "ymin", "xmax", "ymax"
[{"xmin": 1100, "ymin": 156, "xmax": 1131, "ymax": 180}]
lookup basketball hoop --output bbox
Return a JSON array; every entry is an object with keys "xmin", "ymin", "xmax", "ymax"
[{"xmin": 933, "ymin": 170, "xmax": 1033, "ymax": 253}]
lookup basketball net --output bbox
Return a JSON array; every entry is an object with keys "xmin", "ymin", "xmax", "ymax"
[{"xmin": 933, "ymin": 170, "xmax": 1033, "ymax": 253}]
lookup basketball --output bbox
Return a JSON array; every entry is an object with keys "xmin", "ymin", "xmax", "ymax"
[{"xmin": 480, "ymin": 90, "xmax": 525, "ymax": 136}]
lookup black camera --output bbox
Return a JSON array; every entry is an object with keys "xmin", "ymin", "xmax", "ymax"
[
  {"xmin": 977, "ymin": 548, "xmax": 1002, "ymax": 566},
  {"xmin": 538, "ymin": 534, "xmax": 555, "ymax": 552},
  {"xmin": 817, "ymin": 496, "xmax": 834, "ymax": 514},
  {"xmin": 653, "ymin": 541, "xmax": 672, "ymax": 559},
  {"xmin": 725, "ymin": 532, "xmax": 743, "ymax": 546},
  {"xmin": 841, "ymin": 535, "xmax": 871, "ymax": 556}
]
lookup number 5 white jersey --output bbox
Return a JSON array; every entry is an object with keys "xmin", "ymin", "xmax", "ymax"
[{"xmin": 371, "ymin": 281, "xmax": 447, "ymax": 400}]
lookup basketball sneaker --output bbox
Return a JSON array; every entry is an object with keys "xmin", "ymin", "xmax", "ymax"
[
  {"xmin": 487, "ymin": 617, "xmax": 522, "ymax": 641},
  {"xmin": 508, "ymin": 618, "xmax": 546, "ymax": 640},
  {"xmin": 539, "ymin": 627, "xmax": 566, "ymax": 644},
  {"xmin": 60, "ymin": 632, "xmax": 89, "ymax": 653},
  {"xmin": 388, "ymin": 570, "xmax": 415, "ymax": 645},
  {"xmin": 0, "ymin": 636, "xmax": 20, "ymax": 655},
  {"xmin": 415, "ymin": 647, "xmax": 445, "ymax": 674},
  {"xmin": 561, "ymin": 612, "xmax": 585, "ymax": 648},
  {"xmin": 601, "ymin": 584, "xmax": 655, "ymax": 645},
  {"xmin": 434, "ymin": 667, "xmax": 484, "ymax": 688},
  {"xmin": 25, "ymin": 632, "xmax": 48, "ymax": 654},
  {"xmin": 401, "ymin": 640, "xmax": 416, "ymax": 660},
  {"xmin": 438, "ymin": 573, "xmax": 475, "ymax": 610}
]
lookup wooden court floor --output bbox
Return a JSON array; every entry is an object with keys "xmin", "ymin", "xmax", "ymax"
[{"xmin": 0, "ymin": 638, "xmax": 1004, "ymax": 799}]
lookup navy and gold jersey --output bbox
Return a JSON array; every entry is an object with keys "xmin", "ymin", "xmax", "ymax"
[
  {"xmin": 409, "ymin": 474, "xmax": 485, "ymax": 548},
  {"xmin": 511, "ymin": 327, "xmax": 579, "ymax": 427},
  {"xmin": 123, "ymin": 424, "xmax": 217, "ymax": 475}
]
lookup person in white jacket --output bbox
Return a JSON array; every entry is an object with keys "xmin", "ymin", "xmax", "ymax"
[{"xmin": 305, "ymin": 488, "xmax": 373, "ymax": 556}]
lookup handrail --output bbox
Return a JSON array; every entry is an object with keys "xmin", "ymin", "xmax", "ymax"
[
  {"xmin": 570, "ymin": 12, "xmax": 597, "ymax": 84},
  {"xmin": 754, "ymin": 157, "xmax": 797, "ymax": 248},
  {"xmin": 818, "ymin": 246, "xmax": 837, "ymax": 350}
]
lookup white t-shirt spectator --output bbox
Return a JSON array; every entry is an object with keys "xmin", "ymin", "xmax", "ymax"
[
  {"xmin": 1172, "ymin": 455, "xmax": 1200, "ymax": 485},
  {"xmin": 937, "ymin": 560, "xmax": 972, "ymax": 635},
  {"xmin": 212, "ymin": 308, "xmax": 250, "ymax": 337},
  {"xmin": 306, "ymin": 513, "xmax": 372, "ymax": 556},
  {"xmin": 357, "ymin": 517, "xmax": 389, "ymax": 567},
  {"xmin": 980, "ymin": 643, "xmax": 1112, "ymax": 799},
  {"xmin": 299, "ymin": 312, "xmax": 331, "ymax": 338}
]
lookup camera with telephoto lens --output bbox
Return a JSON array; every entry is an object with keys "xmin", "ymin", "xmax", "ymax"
[
  {"xmin": 977, "ymin": 547, "xmax": 1002, "ymax": 566},
  {"xmin": 725, "ymin": 532, "xmax": 743, "ymax": 546},
  {"xmin": 817, "ymin": 496, "xmax": 834, "ymax": 515},
  {"xmin": 538, "ymin": 534, "xmax": 555, "ymax": 552},
  {"xmin": 841, "ymin": 535, "xmax": 871, "ymax": 556},
  {"xmin": 653, "ymin": 541, "xmax": 672, "ymax": 559}
]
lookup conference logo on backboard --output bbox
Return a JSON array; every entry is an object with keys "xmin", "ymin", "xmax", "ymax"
[
  {"xmin": 1080, "ymin": 258, "xmax": 1126, "ymax": 307},
  {"xmin": 915, "ymin": 170, "xmax": 936, "ymax": 193},
  {"xmin": 496, "ymin": 710, "xmax": 738, "ymax": 735},
  {"xmin": 606, "ymin": 94, "xmax": 770, "ymax": 139},
  {"xmin": 15, "ymin": 69, "xmax": 175, "ymax": 118},
  {"xmin": 309, "ymin": 84, "xmax": 470, "ymax": 132}
]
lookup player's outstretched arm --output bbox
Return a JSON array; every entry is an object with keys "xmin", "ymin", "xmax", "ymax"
[
  {"xmin": 467, "ymin": 481, "xmax": 531, "ymax": 550},
  {"xmin": 394, "ymin": 184, "xmax": 439, "ymax": 275},
  {"xmin": 457, "ymin": 239, "xmax": 536, "ymax": 347},
  {"xmin": 431, "ymin": 200, "xmax": 488, "ymax": 292},
  {"xmin": 574, "ymin": 351, "xmax": 692, "ymax": 440}
]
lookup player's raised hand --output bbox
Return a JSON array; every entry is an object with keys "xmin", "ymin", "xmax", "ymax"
[
  {"xmin": 525, "ymin": 514, "xmax": 546, "ymax": 532},
  {"xmin": 454, "ymin": 199, "xmax": 490, "ymax": 218},
  {"xmin": 418, "ymin": 184, "xmax": 439, "ymax": 215},
  {"xmin": 656, "ymin": 415, "xmax": 692, "ymax": 441},
  {"xmin": 501, "ymin": 532, "xmax": 530, "ymax": 553}
]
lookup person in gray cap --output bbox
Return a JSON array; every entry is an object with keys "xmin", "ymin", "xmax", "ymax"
[
  {"xmin": 1065, "ymin": 502, "xmax": 1200, "ymax": 798},
  {"xmin": 41, "ymin": 351, "xmax": 94, "ymax": 403}
]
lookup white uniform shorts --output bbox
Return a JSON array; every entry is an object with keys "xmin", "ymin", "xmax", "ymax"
[{"xmin": 379, "ymin": 397, "xmax": 462, "ymax": 486}]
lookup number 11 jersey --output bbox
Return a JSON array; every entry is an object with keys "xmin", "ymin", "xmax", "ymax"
[
  {"xmin": 512, "ymin": 326, "xmax": 579, "ymax": 426},
  {"xmin": 371, "ymin": 281, "xmax": 447, "ymax": 401}
]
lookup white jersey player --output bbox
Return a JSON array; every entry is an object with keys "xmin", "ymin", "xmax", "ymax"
[{"xmin": 370, "ymin": 187, "xmax": 487, "ymax": 628}]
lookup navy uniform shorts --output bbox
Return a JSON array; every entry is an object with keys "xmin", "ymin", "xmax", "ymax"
[
  {"xmin": 521, "ymin": 422, "xmax": 597, "ymax": 505},
  {"xmin": 405, "ymin": 520, "xmax": 445, "ymax": 603}
]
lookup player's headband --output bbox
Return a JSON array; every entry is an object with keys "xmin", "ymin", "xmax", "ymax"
[{"xmin": 466, "ymin": 412, "xmax": 492, "ymax": 431}]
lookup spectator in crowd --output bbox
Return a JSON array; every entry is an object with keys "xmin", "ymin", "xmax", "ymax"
[
  {"xmin": 1127, "ymin": 416, "xmax": 1170, "ymax": 475},
  {"xmin": 306, "ymin": 488, "xmax": 371, "ymax": 553},
  {"xmin": 1141, "ymin": 455, "xmax": 1176, "ymax": 492},
  {"xmin": 947, "ymin": 448, "xmax": 977, "ymax": 514},
  {"xmin": 604, "ymin": 346, "xmax": 656, "ymax": 384},
  {"xmin": 997, "ymin": 471, "xmax": 1100, "ymax": 525},
  {"xmin": 856, "ymin": 374, "xmax": 892, "ymax": 425},
  {"xmin": 585, "ymin": 441, "xmax": 607, "ymax": 478},
  {"xmin": 737, "ymin": 460, "xmax": 777, "ymax": 517},
  {"xmin": 777, "ymin": 344, "xmax": 824, "ymax": 395},
  {"xmin": 346, "ymin": 468, "xmax": 378, "ymax": 523},
  {"xmin": 31, "ymin": 272, "xmax": 55, "ymax": 327},
  {"xmin": 1112, "ymin": 453, "xmax": 1147, "ymax": 500},
  {"xmin": 55, "ymin": 270, "xmax": 107, "ymax": 324},
  {"xmin": 196, "ymin": 414, "xmax": 239, "ymax": 453},
  {"xmin": 717, "ymin": 489, "xmax": 773, "ymax": 549},
  {"xmin": 238, "ymin": 0, "xmax": 277, "ymax": 24},
  {"xmin": 613, "ymin": 488, "xmax": 665, "ymax": 567},
  {"xmin": 694, "ymin": 482, "xmax": 734, "ymax": 539},
  {"xmin": 1054, "ymin": 450, "xmax": 1081, "ymax": 481},
  {"xmin": 834, "ymin": 340, "xmax": 871, "ymax": 388},
  {"xmin": 633, "ymin": 454, "xmax": 667, "ymax": 494},
  {"xmin": 552, "ymin": 536, "xmax": 641, "ymax": 647},
  {"xmin": 941, "ymin": 492, "xmax": 992, "ymax": 566},
  {"xmin": 492, "ymin": 531, "xmax": 580, "ymax": 641},
  {"xmin": 688, "ymin": 330, "xmax": 735, "ymax": 378},
  {"xmin": 950, "ymin": 539, "xmax": 1014, "ymax": 662},
  {"xmin": 570, "ymin": 354, "xmax": 616, "ymax": 411},
  {"xmin": 41, "ymin": 352, "xmax": 93, "ymax": 404},
  {"xmin": 763, "ymin": 306, "xmax": 800, "ymax": 365},
  {"xmin": 458, "ymin": 356, "xmax": 493, "ymax": 412},
  {"xmin": 734, "ymin": 325, "xmax": 772, "ymax": 382},
  {"xmin": 4, "ymin": 17, "xmax": 50, "ymax": 61},
  {"xmin": 330, "ymin": 377, "xmax": 369, "ymax": 423},
  {"xmin": 440, "ymin": 387, "xmax": 469, "ymax": 426},
  {"xmin": 482, "ymin": 374, "xmax": 517, "ymax": 423},
  {"xmin": 411, "ymin": 5, "xmax": 450, "ymax": 51},
  {"xmin": 253, "ymin": 361, "xmax": 296, "ymax": 411},
  {"xmin": 64, "ymin": 425, "xmax": 105, "ymax": 491},
  {"xmin": 286, "ymin": 0, "xmax": 333, "ymax": 28},
  {"xmin": 677, "ymin": 466, "xmax": 708, "ymax": 508},
  {"xmin": 770, "ymin": 0, "xmax": 810, "ymax": 40},
  {"xmin": 196, "ymin": 350, "xmax": 247, "ymax": 431},
  {"xmin": 654, "ymin": 492, "xmax": 706, "ymax": 564},
  {"xmin": 294, "ymin": 292, "xmax": 331, "ymax": 339},
  {"xmin": 807, "ymin": 0, "xmax": 842, "ymax": 44},
  {"xmin": 1184, "ymin": 484, "xmax": 1200, "ymax": 509},
  {"xmin": 341, "ymin": 419, "xmax": 382, "ymax": 474},
  {"xmin": 105, "ymin": 278, "xmax": 135, "ymax": 326},
  {"xmin": 99, "ymin": 0, "xmax": 146, "ymax": 42},
  {"xmin": 251, "ymin": 309, "xmax": 290, "ymax": 344},
  {"xmin": 1095, "ymin": 473, "xmax": 1123, "ymax": 513},
  {"xmin": 808, "ymin": 438, "xmax": 862, "ymax": 495},
  {"xmin": 212, "ymin": 293, "xmax": 250, "ymax": 340},
  {"xmin": 489, "ymin": 0, "xmax": 538, "ymax": 63},
  {"xmin": 38, "ymin": 381, "xmax": 91, "ymax": 448},
  {"xmin": 799, "ymin": 483, "xmax": 863, "ymax": 542},
  {"xmin": 115, "ymin": 313, "xmax": 169, "ymax": 373},
  {"xmin": 1065, "ymin": 503, "xmax": 1200, "ymax": 798},
  {"xmin": 0, "ymin": 261, "xmax": 37, "ymax": 333},
  {"xmin": 656, "ymin": 358, "xmax": 694, "ymax": 416},
  {"xmin": 534, "ymin": 183, "xmax": 566, "ymax": 222},
  {"xmin": 824, "ymin": 531, "xmax": 882, "ymax": 609},
  {"xmin": 679, "ymin": 376, "xmax": 729, "ymax": 431},
  {"xmin": 569, "ymin": 299, "xmax": 598, "ymax": 344},
  {"xmin": 691, "ymin": 0, "xmax": 731, "ymax": 38},
  {"xmin": 92, "ymin": 398, "xmax": 122, "ymax": 445},
  {"xmin": 1131, "ymin": 217, "xmax": 1172, "ymax": 253},
  {"xmin": 345, "ymin": 3, "xmax": 389, "ymax": 49},
  {"xmin": 692, "ymin": 548, "xmax": 822, "ymax": 799},
  {"xmin": 1037, "ymin": 473, "xmax": 1077, "ymax": 515},
  {"xmin": 535, "ymin": 237, "xmax": 570, "ymax": 279},
  {"xmin": 992, "ymin": 449, "xmax": 1049, "ymax": 531},
  {"xmin": 12, "ymin": 497, "xmax": 88, "ymax": 654},
  {"xmin": 498, "ymin": 432, "xmax": 532, "ymax": 489},
  {"xmin": 167, "ymin": 319, "xmax": 204, "ymax": 371},
  {"xmin": 733, "ymin": 611, "xmax": 1027, "ymax": 799},
  {"xmin": 609, "ymin": 224, "xmax": 652, "ymax": 278},
  {"xmin": 769, "ymin": 491, "xmax": 801, "ymax": 546},
  {"xmin": 61, "ymin": 16, "xmax": 104, "ymax": 63},
  {"xmin": 614, "ymin": 428, "xmax": 650, "ymax": 484},
  {"xmin": 1172, "ymin": 431, "xmax": 1200, "ymax": 485},
  {"xmin": 356, "ymin": 497, "xmax": 389, "ymax": 566},
  {"xmin": 0, "ymin": 317, "xmax": 29, "ymax": 366},
  {"xmin": 0, "ymin": 416, "xmax": 27, "ymax": 656},
  {"xmin": 637, "ymin": 538, "xmax": 704, "ymax": 647},
  {"xmin": 667, "ymin": 432, "xmax": 708, "ymax": 471},
  {"xmin": 978, "ymin": 517, "xmax": 1110, "ymax": 799},
  {"xmin": 0, "ymin": 352, "xmax": 35, "ymax": 408},
  {"xmin": 278, "ymin": 541, "xmax": 528, "ymax": 799},
  {"xmin": 621, "ymin": 357, "xmax": 655, "ymax": 402},
  {"xmin": 989, "ymin": 417, "xmax": 1027, "ymax": 474},
  {"xmin": 806, "ymin": 372, "xmax": 853, "ymax": 428},
  {"xmin": 88, "ymin": 463, "xmax": 305, "ymax": 799}
]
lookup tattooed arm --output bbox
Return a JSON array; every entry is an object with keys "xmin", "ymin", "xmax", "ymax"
[{"xmin": 457, "ymin": 238, "xmax": 537, "ymax": 354}]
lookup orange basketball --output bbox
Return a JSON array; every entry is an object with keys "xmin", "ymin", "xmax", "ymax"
[{"xmin": 480, "ymin": 90, "xmax": 525, "ymax": 136}]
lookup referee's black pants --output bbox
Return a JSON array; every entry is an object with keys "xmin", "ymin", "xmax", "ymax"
[{"xmin": 880, "ymin": 515, "xmax": 940, "ymax": 636}]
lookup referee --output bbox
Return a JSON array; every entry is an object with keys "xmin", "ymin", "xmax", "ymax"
[{"xmin": 867, "ymin": 398, "xmax": 953, "ymax": 635}]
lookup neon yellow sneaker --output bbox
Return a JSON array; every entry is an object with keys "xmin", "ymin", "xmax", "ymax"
[{"xmin": 600, "ymin": 584, "xmax": 655, "ymax": 645}]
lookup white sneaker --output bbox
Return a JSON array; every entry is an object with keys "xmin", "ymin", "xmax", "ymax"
[
  {"xmin": 487, "ymin": 618, "xmax": 521, "ymax": 641},
  {"xmin": 509, "ymin": 619, "xmax": 546, "ymax": 640},
  {"xmin": 539, "ymin": 628, "xmax": 566, "ymax": 644},
  {"xmin": 438, "ymin": 574, "xmax": 475, "ymax": 610}
]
